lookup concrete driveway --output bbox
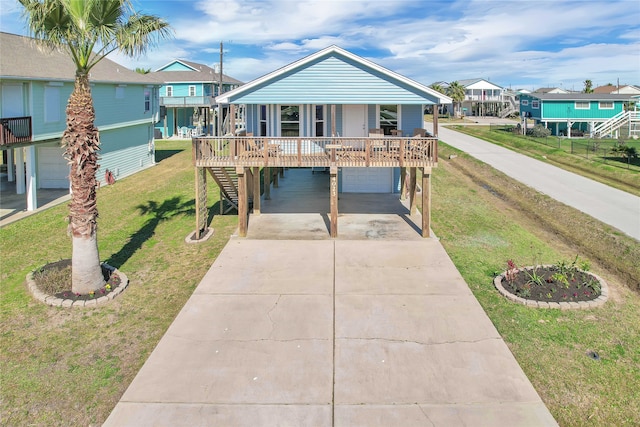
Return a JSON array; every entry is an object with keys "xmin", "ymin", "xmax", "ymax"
[
  {"xmin": 435, "ymin": 125, "xmax": 640, "ymax": 241},
  {"xmin": 104, "ymin": 169, "xmax": 557, "ymax": 426}
]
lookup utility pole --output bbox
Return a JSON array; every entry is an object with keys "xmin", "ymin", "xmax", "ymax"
[{"xmin": 217, "ymin": 41, "xmax": 223, "ymax": 136}]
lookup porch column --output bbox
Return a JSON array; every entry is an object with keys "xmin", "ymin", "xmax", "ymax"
[
  {"xmin": 15, "ymin": 147, "xmax": 25, "ymax": 194},
  {"xmin": 433, "ymin": 104, "xmax": 439, "ymax": 137},
  {"xmin": 237, "ymin": 166, "xmax": 248, "ymax": 237},
  {"xmin": 400, "ymin": 167, "xmax": 407, "ymax": 200},
  {"xmin": 330, "ymin": 166, "xmax": 338, "ymax": 238},
  {"xmin": 253, "ymin": 166, "xmax": 261, "ymax": 215},
  {"xmin": 421, "ymin": 167, "xmax": 431, "ymax": 238},
  {"xmin": 331, "ymin": 105, "xmax": 336, "ymax": 136},
  {"xmin": 272, "ymin": 167, "xmax": 279, "ymax": 188},
  {"xmin": 7, "ymin": 149, "xmax": 14, "ymax": 182},
  {"xmin": 25, "ymin": 145, "xmax": 37, "ymax": 211},
  {"xmin": 229, "ymin": 104, "xmax": 236, "ymax": 135},
  {"xmin": 409, "ymin": 167, "xmax": 417, "ymax": 215},
  {"xmin": 195, "ymin": 167, "xmax": 208, "ymax": 239},
  {"xmin": 264, "ymin": 166, "xmax": 271, "ymax": 200}
]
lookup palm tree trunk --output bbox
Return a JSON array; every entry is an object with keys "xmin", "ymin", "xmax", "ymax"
[{"xmin": 65, "ymin": 73, "xmax": 105, "ymax": 294}]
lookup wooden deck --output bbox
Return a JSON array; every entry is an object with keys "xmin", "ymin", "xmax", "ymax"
[{"xmin": 193, "ymin": 136, "xmax": 438, "ymax": 168}]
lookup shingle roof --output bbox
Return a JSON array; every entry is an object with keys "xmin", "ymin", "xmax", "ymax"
[
  {"xmin": 527, "ymin": 93, "xmax": 633, "ymax": 101},
  {"xmin": 153, "ymin": 59, "xmax": 243, "ymax": 85},
  {"xmin": 0, "ymin": 32, "xmax": 160, "ymax": 85}
]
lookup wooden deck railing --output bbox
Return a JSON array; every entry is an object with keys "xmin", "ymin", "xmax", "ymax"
[
  {"xmin": 193, "ymin": 136, "xmax": 438, "ymax": 168},
  {"xmin": 0, "ymin": 116, "xmax": 32, "ymax": 146}
]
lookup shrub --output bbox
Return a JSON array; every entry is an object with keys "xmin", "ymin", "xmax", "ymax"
[{"xmin": 526, "ymin": 124, "xmax": 551, "ymax": 138}]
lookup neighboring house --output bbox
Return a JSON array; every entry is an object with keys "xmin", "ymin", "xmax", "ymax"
[
  {"xmin": 0, "ymin": 32, "xmax": 161, "ymax": 211},
  {"xmin": 193, "ymin": 45, "xmax": 452, "ymax": 237},
  {"xmin": 519, "ymin": 92, "xmax": 636, "ymax": 137},
  {"xmin": 534, "ymin": 87, "xmax": 570, "ymax": 94},
  {"xmin": 153, "ymin": 59, "xmax": 243, "ymax": 138},
  {"xmin": 593, "ymin": 84, "xmax": 640, "ymax": 95}
]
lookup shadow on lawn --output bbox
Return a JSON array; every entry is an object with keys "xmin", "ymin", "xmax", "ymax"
[
  {"xmin": 105, "ymin": 196, "xmax": 194, "ymax": 268},
  {"xmin": 155, "ymin": 149, "xmax": 184, "ymax": 162},
  {"xmin": 105, "ymin": 195, "xmax": 234, "ymax": 268}
]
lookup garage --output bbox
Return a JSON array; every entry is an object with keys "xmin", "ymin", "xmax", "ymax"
[
  {"xmin": 38, "ymin": 146, "xmax": 69, "ymax": 189},
  {"xmin": 341, "ymin": 167, "xmax": 392, "ymax": 193}
]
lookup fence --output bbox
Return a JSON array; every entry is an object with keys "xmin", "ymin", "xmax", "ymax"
[{"xmin": 570, "ymin": 140, "xmax": 640, "ymax": 171}]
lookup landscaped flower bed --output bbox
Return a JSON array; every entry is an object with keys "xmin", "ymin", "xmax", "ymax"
[{"xmin": 494, "ymin": 257, "xmax": 608, "ymax": 308}]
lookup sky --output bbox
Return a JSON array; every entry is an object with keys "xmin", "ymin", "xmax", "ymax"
[{"xmin": 1, "ymin": 0, "xmax": 639, "ymax": 91}]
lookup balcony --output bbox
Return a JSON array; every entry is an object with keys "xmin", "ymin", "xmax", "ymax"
[
  {"xmin": 160, "ymin": 96, "xmax": 215, "ymax": 107},
  {"xmin": 0, "ymin": 116, "xmax": 32, "ymax": 146},
  {"xmin": 193, "ymin": 136, "xmax": 438, "ymax": 169}
]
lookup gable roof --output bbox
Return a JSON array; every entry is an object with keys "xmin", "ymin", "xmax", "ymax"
[
  {"xmin": 593, "ymin": 84, "xmax": 640, "ymax": 94},
  {"xmin": 216, "ymin": 45, "xmax": 452, "ymax": 105},
  {"xmin": 533, "ymin": 87, "xmax": 570, "ymax": 94},
  {"xmin": 456, "ymin": 78, "xmax": 503, "ymax": 90},
  {"xmin": 154, "ymin": 59, "xmax": 243, "ymax": 85},
  {"xmin": 0, "ymin": 32, "xmax": 159, "ymax": 85}
]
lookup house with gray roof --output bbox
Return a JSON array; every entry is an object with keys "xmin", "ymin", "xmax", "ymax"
[{"xmin": 0, "ymin": 32, "xmax": 161, "ymax": 212}]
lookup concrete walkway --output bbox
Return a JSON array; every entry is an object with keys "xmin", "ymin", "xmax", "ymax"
[
  {"xmin": 104, "ymin": 169, "xmax": 557, "ymax": 426},
  {"xmin": 435, "ymin": 125, "xmax": 640, "ymax": 241}
]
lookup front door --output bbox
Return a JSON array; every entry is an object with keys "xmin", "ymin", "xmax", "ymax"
[{"xmin": 343, "ymin": 104, "xmax": 367, "ymax": 137}]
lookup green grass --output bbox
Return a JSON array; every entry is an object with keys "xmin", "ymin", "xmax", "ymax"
[
  {"xmin": 1, "ymin": 139, "xmax": 639, "ymax": 426},
  {"xmin": 430, "ymin": 144, "xmax": 640, "ymax": 426},
  {"xmin": 448, "ymin": 125, "xmax": 640, "ymax": 196}
]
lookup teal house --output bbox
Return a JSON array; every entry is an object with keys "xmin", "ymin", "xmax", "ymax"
[
  {"xmin": 0, "ymin": 32, "xmax": 160, "ymax": 211},
  {"xmin": 153, "ymin": 60, "xmax": 242, "ymax": 138},
  {"xmin": 519, "ymin": 93, "xmax": 633, "ymax": 137}
]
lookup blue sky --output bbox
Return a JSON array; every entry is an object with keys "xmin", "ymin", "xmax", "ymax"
[{"xmin": 1, "ymin": 0, "xmax": 639, "ymax": 91}]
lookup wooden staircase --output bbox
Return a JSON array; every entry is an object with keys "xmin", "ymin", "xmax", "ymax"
[{"xmin": 207, "ymin": 167, "xmax": 239, "ymax": 213}]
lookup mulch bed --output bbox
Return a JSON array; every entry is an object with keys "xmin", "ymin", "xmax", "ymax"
[{"xmin": 501, "ymin": 266, "xmax": 602, "ymax": 303}]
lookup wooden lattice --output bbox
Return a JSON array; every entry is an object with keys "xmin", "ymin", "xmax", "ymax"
[{"xmin": 195, "ymin": 167, "xmax": 208, "ymax": 238}]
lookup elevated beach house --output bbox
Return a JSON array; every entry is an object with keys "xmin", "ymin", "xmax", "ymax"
[
  {"xmin": 519, "ymin": 92, "xmax": 637, "ymax": 138},
  {"xmin": 0, "ymin": 32, "xmax": 161, "ymax": 211},
  {"xmin": 192, "ymin": 45, "xmax": 451, "ymax": 238},
  {"xmin": 154, "ymin": 59, "xmax": 242, "ymax": 138}
]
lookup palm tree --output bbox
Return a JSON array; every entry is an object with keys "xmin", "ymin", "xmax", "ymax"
[
  {"xmin": 20, "ymin": 0, "xmax": 171, "ymax": 294},
  {"xmin": 446, "ymin": 81, "xmax": 466, "ymax": 118},
  {"xmin": 583, "ymin": 79, "xmax": 594, "ymax": 93}
]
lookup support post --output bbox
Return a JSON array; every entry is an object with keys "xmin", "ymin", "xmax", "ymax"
[
  {"xmin": 279, "ymin": 167, "xmax": 284, "ymax": 178},
  {"xmin": 409, "ymin": 167, "xmax": 417, "ymax": 215},
  {"xmin": 400, "ymin": 167, "xmax": 407, "ymax": 200},
  {"xmin": 264, "ymin": 166, "xmax": 271, "ymax": 200},
  {"xmin": 229, "ymin": 104, "xmax": 236, "ymax": 135},
  {"xmin": 273, "ymin": 167, "xmax": 279, "ymax": 188},
  {"xmin": 195, "ymin": 167, "xmax": 208, "ymax": 239},
  {"xmin": 433, "ymin": 104, "xmax": 439, "ymax": 138},
  {"xmin": 237, "ymin": 166, "xmax": 248, "ymax": 237},
  {"xmin": 15, "ymin": 147, "xmax": 25, "ymax": 194},
  {"xmin": 253, "ymin": 166, "xmax": 261, "ymax": 215},
  {"xmin": 421, "ymin": 167, "xmax": 431, "ymax": 238},
  {"xmin": 7, "ymin": 148, "xmax": 15, "ymax": 182},
  {"xmin": 330, "ymin": 166, "xmax": 338, "ymax": 238},
  {"xmin": 25, "ymin": 145, "xmax": 36, "ymax": 211}
]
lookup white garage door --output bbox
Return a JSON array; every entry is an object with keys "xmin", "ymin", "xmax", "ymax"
[
  {"xmin": 342, "ymin": 167, "xmax": 392, "ymax": 193},
  {"xmin": 38, "ymin": 147, "xmax": 69, "ymax": 188}
]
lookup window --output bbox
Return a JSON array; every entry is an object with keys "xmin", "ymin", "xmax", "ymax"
[
  {"xmin": 532, "ymin": 101, "xmax": 540, "ymax": 109},
  {"xmin": 575, "ymin": 101, "xmax": 590, "ymax": 109},
  {"xmin": 166, "ymin": 86, "xmax": 173, "ymax": 97},
  {"xmin": 115, "ymin": 85, "xmax": 125, "ymax": 99},
  {"xmin": 280, "ymin": 105, "xmax": 299, "ymax": 136},
  {"xmin": 259, "ymin": 105, "xmax": 267, "ymax": 136},
  {"xmin": 599, "ymin": 101, "xmax": 614, "ymax": 109},
  {"xmin": 521, "ymin": 99, "xmax": 529, "ymax": 106},
  {"xmin": 189, "ymin": 85, "xmax": 196, "ymax": 97},
  {"xmin": 314, "ymin": 105, "xmax": 325, "ymax": 136},
  {"xmin": 44, "ymin": 85, "xmax": 60, "ymax": 123},
  {"xmin": 379, "ymin": 105, "xmax": 398, "ymax": 135},
  {"xmin": 144, "ymin": 89, "xmax": 151, "ymax": 112}
]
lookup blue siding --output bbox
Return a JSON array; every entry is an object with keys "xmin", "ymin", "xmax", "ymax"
[
  {"xmin": 401, "ymin": 104, "xmax": 423, "ymax": 134},
  {"xmin": 230, "ymin": 55, "xmax": 440, "ymax": 105},
  {"xmin": 99, "ymin": 124, "xmax": 154, "ymax": 183},
  {"xmin": 159, "ymin": 62, "xmax": 194, "ymax": 72}
]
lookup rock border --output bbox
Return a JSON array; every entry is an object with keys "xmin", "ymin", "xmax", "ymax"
[
  {"xmin": 26, "ymin": 263, "xmax": 129, "ymax": 308},
  {"xmin": 494, "ymin": 266, "xmax": 608, "ymax": 309}
]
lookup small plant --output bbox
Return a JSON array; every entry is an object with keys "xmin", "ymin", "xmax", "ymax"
[
  {"xmin": 584, "ymin": 278, "xmax": 601, "ymax": 293},
  {"xmin": 525, "ymin": 266, "xmax": 545, "ymax": 286},
  {"xmin": 546, "ymin": 292, "xmax": 553, "ymax": 299},
  {"xmin": 519, "ymin": 283, "xmax": 531, "ymax": 298},
  {"xmin": 505, "ymin": 259, "xmax": 518, "ymax": 284},
  {"xmin": 552, "ymin": 272, "xmax": 570, "ymax": 288}
]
